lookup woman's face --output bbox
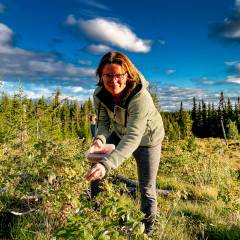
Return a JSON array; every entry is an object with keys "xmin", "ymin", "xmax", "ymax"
[{"xmin": 101, "ymin": 64, "xmax": 127, "ymax": 97}]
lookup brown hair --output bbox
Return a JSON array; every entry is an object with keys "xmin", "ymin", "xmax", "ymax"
[{"xmin": 96, "ymin": 52, "xmax": 140, "ymax": 96}]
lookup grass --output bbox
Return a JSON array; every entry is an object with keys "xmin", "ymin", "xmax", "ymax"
[{"xmin": 0, "ymin": 137, "xmax": 239, "ymax": 239}]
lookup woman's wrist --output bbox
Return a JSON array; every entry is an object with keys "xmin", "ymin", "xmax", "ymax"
[
  {"xmin": 98, "ymin": 161, "xmax": 109, "ymax": 175},
  {"xmin": 93, "ymin": 137, "xmax": 104, "ymax": 144},
  {"xmin": 93, "ymin": 135, "xmax": 106, "ymax": 144}
]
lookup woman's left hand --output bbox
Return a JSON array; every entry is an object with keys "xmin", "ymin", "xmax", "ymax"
[
  {"xmin": 89, "ymin": 139, "xmax": 103, "ymax": 153},
  {"xmin": 85, "ymin": 163, "xmax": 106, "ymax": 181}
]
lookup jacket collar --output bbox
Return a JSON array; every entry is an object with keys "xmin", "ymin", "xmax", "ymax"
[
  {"xmin": 95, "ymin": 83, "xmax": 142, "ymax": 112},
  {"xmin": 96, "ymin": 87, "xmax": 115, "ymax": 112}
]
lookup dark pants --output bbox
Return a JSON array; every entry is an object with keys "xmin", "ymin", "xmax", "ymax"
[
  {"xmin": 90, "ymin": 132, "xmax": 161, "ymax": 225},
  {"xmin": 90, "ymin": 124, "xmax": 97, "ymax": 138}
]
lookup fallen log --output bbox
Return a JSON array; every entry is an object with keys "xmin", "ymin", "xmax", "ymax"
[{"xmin": 112, "ymin": 175, "xmax": 173, "ymax": 197}]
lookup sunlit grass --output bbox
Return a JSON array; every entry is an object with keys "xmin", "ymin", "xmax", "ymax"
[{"xmin": 0, "ymin": 138, "xmax": 239, "ymax": 239}]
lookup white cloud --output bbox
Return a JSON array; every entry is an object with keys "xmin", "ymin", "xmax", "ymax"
[
  {"xmin": 1, "ymin": 81, "xmax": 52, "ymax": 99},
  {"xmin": 60, "ymin": 93, "xmax": 92, "ymax": 102},
  {"xmin": 191, "ymin": 63, "xmax": 240, "ymax": 87},
  {"xmin": 0, "ymin": 2, "xmax": 5, "ymax": 14},
  {"xmin": 157, "ymin": 86, "xmax": 236, "ymax": 111},
  {"xmin": 0, "ymin": 80, "xmax": 4, "ymax": 87},
  {"xmin": 24, "ymin": 89, "xmax": 51, "ymax": 99},
  {"xmin": 223, "ymin": 29, "xmax": 240, "ymax": 38},
  {"xmin": 65, "ymin": 14, "xmax": 77, "ymax": 26},
  {"xmin": 233, "ymin": 63, "xmax": 240, "ymax": 73},
  {"xmin": 0, "ymin": 23, "xmax": 95, "ymax": 82},
  {"xmin": 79, "ymin": 0, "xmax": 109, "ymax": 10},
  {"xmin": 236, "ymin": 0, "xmax": 240, "ymax": 10},
  {"xmin": 65, "ymin": 86, "xmax": 94, "ymax": 94},
  {"xmin": 193, "ymin": 73, "xmax": 240, "ymax": 86},
  {"xmin": 85, "ymin": 44, "xmax": 112, "ymax": 55},
  {"xmin": 225, "ymin": 61, "xmax": 240, "ymax": 73},
  {"xmin": 164, "ymin": 69, "xmax": 176, "ymax": 75},
  {"xmin": 225, "ymin": 76, "xmax": 240, "ymax": 84},
  {"xmin": 224, "ymin": 61, "xmax": 238, "ymax": 66},
  {"xmin": 0, "ymin": 23, "xmax": 13, "ymax": 46},
  {"xmin": 66, "ymin": 16, "xmax": 152, "ymax": 53},
  {"xmin": 28, "ymin": 60, "xmax": 95, "ymax": 77},
  {"xmin": 192, "ymin": 76, "xmax": 221, "ymax": 86},
  {"xmin": 201, "ymin": 80, "xmax": 215, "ymax": 85},
  {"xmin": 210, "ymin": 1, "xmax": 240, "ymax": 42},
  {"xmin": 1, "ymin": 81, "xmax": 95, "ymax": 103},
  {"xmin": 79, "ymin": 59, "xmax": 92, "ymax": 65}
]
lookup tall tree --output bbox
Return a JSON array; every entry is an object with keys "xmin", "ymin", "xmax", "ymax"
[
  {"xmin": 226, "ymin": 97, "xmax": 233, "ymax": 121},
  {"xmin": 177, "ymin": 102, "xmax": 193, "ymax": 138},
  {"xmin": 191, "ymin": 97, "xmax": 198, "ymax": 134},
  {"xmin": 201, "ymin": 100, "xmax": 207, "ymax": 137}
]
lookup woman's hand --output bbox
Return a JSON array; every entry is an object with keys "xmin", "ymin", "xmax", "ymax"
[
  {"xmin": 89, "ymin": 139, "xmax": 103, "ymax": 153},
  {"xmin": 85, "ymin": 163, "xmax": 106, "ymax": 181}
]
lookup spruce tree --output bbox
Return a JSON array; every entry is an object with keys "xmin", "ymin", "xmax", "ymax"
[
  {"xmin": 226, "ymin": 97, "xmax": 233, "ymax": 121},
  {"xmin": 50, "ymin": 91, "xmax": 62, "ymax": 140},
  {"xmin": 197, "ymin": 102, "xmax": 203, "ymax": 137},
  {"xmin": 191, "ymin": 97, "xmax": 198, "ymax": 136},
  {"xmin": 60, "ymin": 103, "xmax": 70, "ymax": 138},
  {"xmin": 177, "ymin": 102, "xmax": 193, "ymax": 138}
]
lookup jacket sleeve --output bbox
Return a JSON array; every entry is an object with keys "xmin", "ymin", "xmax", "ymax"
[
  {"xmin": 99, "ymin": 92, "xmax": 150, "ymax": 170},
  {"xmin": 94, "ymin": 94, "xmax": 110, "ymax": 144}
]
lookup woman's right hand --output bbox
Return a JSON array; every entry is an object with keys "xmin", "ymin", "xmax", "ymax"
[
  {"xmin": 85, "ymin": 163, "xmax": 106, "ymax": 181},
  {"xmin": 89, "ymin": 139, "xmax": 103, "ymax": 153}
]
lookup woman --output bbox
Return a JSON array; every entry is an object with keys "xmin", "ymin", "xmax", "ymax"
[{"xmin": 85, "ymin": 51, "xmax": 165, "ymax": 233}]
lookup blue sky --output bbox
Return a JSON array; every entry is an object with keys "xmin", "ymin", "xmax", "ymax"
[{"xmin": 0, "ymin": 0, "xmax": 240, "ymax": 111}]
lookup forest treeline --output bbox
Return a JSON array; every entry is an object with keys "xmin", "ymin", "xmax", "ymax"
[
  {"xmin": 0, "ymin": 90, "xmax": 94, "ymax": 143},
  {"xmin": 0, "ymin": 89, "xmax": 239, "ymax": 144},
  {"xmin": 162, "ymin": 92, "xmax": 240, "ymax": 140}
]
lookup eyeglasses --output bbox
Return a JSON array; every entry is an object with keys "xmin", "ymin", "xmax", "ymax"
[{"xmin": 102, "ymin": 73, "xmax": 126, "ymax": 82}]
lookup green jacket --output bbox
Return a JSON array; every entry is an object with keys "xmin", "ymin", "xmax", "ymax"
[{"xmin": 93, "ymin": 75, "xmax": 165, "ymax": 170}]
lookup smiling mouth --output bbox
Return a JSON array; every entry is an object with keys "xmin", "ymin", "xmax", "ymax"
[
  {"xmin": 111, "ymin": 87, "xmax": 119, "ymax": 91},
  {"xmin": 110, "ymin": 84, "xmax": 120, "ymax": 88}
]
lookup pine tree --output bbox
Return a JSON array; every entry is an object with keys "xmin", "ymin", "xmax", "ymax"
[
  {"xmin": 0, "ymin": 94, "xmax": 11, "ymax": 142},
  {"xmin": 167, "ymin": 121, "xmax": 180, "ymax": 140},
  {"xmin": 208, "ymin": 102, "xmax": 217, "ymax": 137},
  {"xmin": 50, "ymin": 91, "xmax": 62, "ymax": 140},
  {"xmin": 60, "ymin": 102, "xmax": 70, "ymax": 138},
  {"xmin": 234, "ymin": 97, "xmax": 240, "ymax": 132},
  {"xmin": 201, "ymin": 100, "xmax": 207, "ymax": 137},
  {"xmin": 196, "ymin": 102, "xmax": 203, "ymax": 137},
  {"xmin": 191, "ymin": 97, "xmax": 198, "ymax": 135},
  {"xmin": 177, "ymin": 102, "xmax": 193, "ymax": 138},
  {"xmin": 86, "ymin": 97, "xmax": 94, "ymax": 114},
  {"xmin": 226, "ymin": 97, "xmax": 233, "ymax": 121},
  {"xmin": 237, "ymin": 97, "xmax": 240, "ymax": 113}
]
